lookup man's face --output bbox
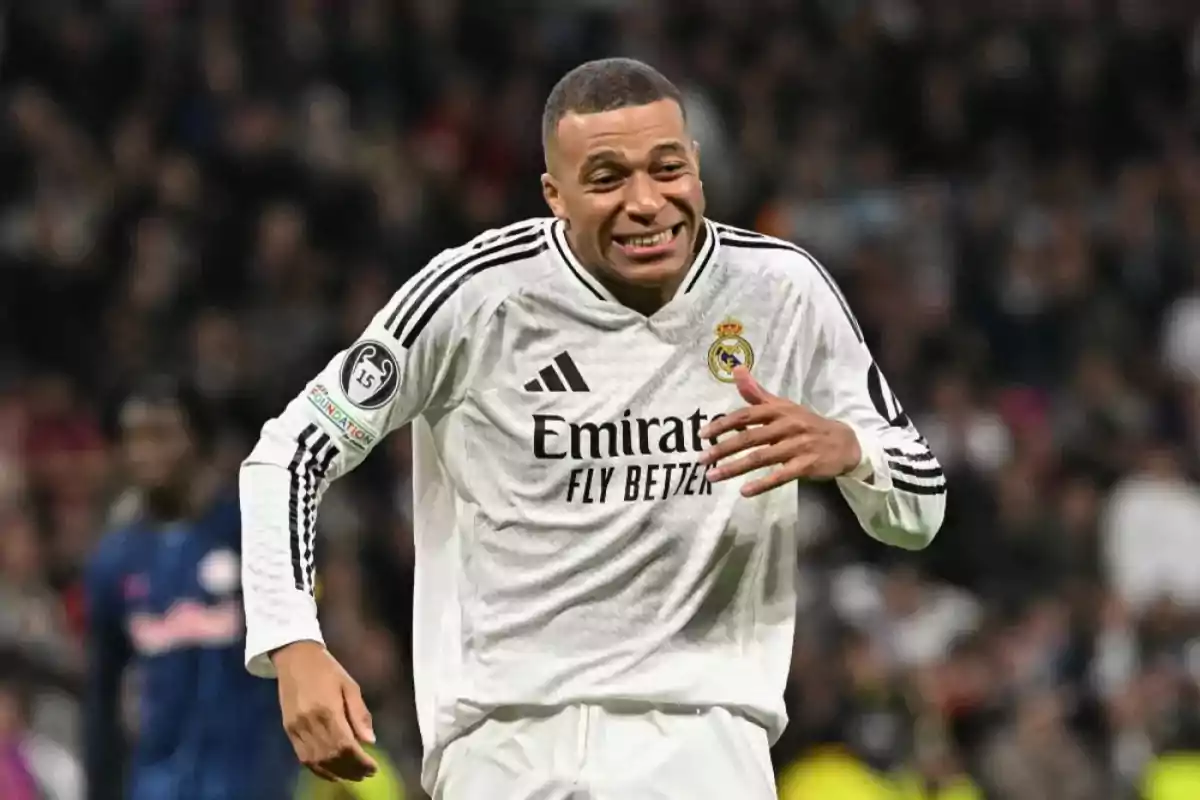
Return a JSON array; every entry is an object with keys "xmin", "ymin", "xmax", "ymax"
[
  {"xmin": 542, "ymin": 99, "xmax": 705, "ymax": 290},
  {"xmin": 121, "ymin": 401, "xmax": 195, "ymax": 492}
]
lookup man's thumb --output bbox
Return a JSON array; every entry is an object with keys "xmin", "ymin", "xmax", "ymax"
[
  {"xmin": 343, "ymin": 686, "xmax": 376, "ymax": 744},
  {"xmin": 733, "ymin": 366, "xmax": 772, "ymax": 405}
]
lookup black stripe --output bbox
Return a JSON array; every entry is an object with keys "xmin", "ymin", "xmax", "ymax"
[
  {"xmin": 553, "ymin": 352, "xmax": 589, "ymax": 391},
  {"xmin": 387, "ymin": 229, "xmax": 544, "ymax": 338},
  {"xmin": 718, "ymin": 235, "xmax": 864, "ymax": 342},
  {"xmin": 683, "ymin": 225, "xmax": 717, "ymax": 294},
  {"xmin": 383, "ymin": 257, "xmax": 449, "ymax": 332},
  {"xmin": 468, "ymin": 221, "xmax": 542, "ymax": 251},
  {"xmin": 402, "ymin": 242, "xmax": 548, "ymax": 347},
  {"xmin": 305, "ymin": 445, "xmax": 338, "ymax": 594},
  {"xmin": 288, "ymin": 424, "xmax": 318, "ymax": 591},
  {"xmin": 298, "ymin": 481, "xmax": 316, "ymax": 594},
  {"xmin": 382, "ymin": 222, "xmax": 542, "ymax": 333},
  {"xmin": 885, "ymin": 447, "xmax": 937, "ymax": 463},
  {"xmin": 539, "ymin": 365, "xmax": 566, "ymax": 392},
  {"xmin": 893, "ymin": 477, "xmax": 947, "ymax": 496},
  {"xmin": 524, "ymin": 379, "xmax": 543, "ymax": 391},
  {"xmin": 713, "ymin": 223, "xmax": 764, "ymax": 238},
  {"xmin": 299, "ymin": 433, "xmax": 331, "ymax": 594},
  {"xmin": 551, "ymin": 223, "xmax": 606, "ymax": 301},
  {"xmin": 889, "ymin": 461, "xmax": 943, "ymax": 480}
]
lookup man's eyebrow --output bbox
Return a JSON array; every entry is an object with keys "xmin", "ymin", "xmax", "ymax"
[
  {"xmin": 579, "ymin": 149, "xmax": 622, "ymax": 176},
  {"xmin": 649, "ymin": 141, "xmax": 688, "ymax": 157},
  {"xmin": 578, "ymin": 142, "xmax": 689, "ymax": 178}
]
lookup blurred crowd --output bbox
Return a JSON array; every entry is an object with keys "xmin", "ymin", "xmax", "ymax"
[{"xmin": 2, "ymin": 0, "xmax": 1200, "ymax": 798}]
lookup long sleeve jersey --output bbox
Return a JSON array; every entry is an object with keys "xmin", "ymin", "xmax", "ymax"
[
  {"xmin": 240, "ymin": 218, "xmax": 946, "ymax": 792},
  {"xmin": 84, "ymin": 494, "xmax": 296, "ymax": 800}
]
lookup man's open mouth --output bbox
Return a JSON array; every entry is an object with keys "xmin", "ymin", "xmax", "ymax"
[{"xmin": 612, "ymin": 223, "xmax": 686, "ymax": 258}]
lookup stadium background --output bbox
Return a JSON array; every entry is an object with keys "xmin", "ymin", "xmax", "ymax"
[{"xmin": 2, "ymin": 0, "xmax": 1200, "ymax": 798}]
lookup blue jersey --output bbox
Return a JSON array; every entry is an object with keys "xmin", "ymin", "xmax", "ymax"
[{"xmin": 84, "ymin": 492, "xmax": 297, "ymax": 800}]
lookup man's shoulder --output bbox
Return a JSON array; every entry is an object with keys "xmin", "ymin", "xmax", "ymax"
[
  {"xmin": 452, "ymin": 217, "xmax": 555, "ymax": 252},
  {"xmin": 383, "ymin": 218, "xmax": 555, "ymax": 347},
  {"xmin": 430, "ymin": 217, "xmax": 555, "ymax": 296},
  {"xmin": 710, "ymin": 221, "xmax": 866, "ymax": 340},
  {"xmin": 710, "ymin": 220, "xmax": 829, "ymax": 289}
]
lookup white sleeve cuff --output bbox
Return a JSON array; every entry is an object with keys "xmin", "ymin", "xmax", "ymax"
[
  {"xmin": 840, "ymin": 423, "xmax": 891, "ymax": 490},
  {"xmin": 245, "ymin": 616, "xmax": 326, "ymax": 679}
]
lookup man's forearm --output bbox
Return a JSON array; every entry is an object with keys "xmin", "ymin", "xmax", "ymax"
[{"xmin": 240, "ymin": 458, "xmax": 327, "ymax": 679}]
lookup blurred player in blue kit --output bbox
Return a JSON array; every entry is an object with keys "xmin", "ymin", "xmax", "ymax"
[{"xmin": 84, "ymin": 378, "xmax": 296, "ymax": 800}]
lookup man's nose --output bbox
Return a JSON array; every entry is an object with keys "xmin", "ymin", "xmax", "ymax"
[{"xmin": 623, "ymin": 172, "xmax": 666, "ymax": 221}]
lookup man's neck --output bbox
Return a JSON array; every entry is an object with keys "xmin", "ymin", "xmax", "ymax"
[{"xmin": 565, "ymin": 223, "xmax": 706, "ymax": 316}]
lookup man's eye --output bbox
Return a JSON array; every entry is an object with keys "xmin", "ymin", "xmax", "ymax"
[
  {"xmin": 657, "ymin": 163, "xmax": 685, "ymax": 175},
  {"xmin": 591, "ymin": 173, "xmax": 621, "ymax": 186}
]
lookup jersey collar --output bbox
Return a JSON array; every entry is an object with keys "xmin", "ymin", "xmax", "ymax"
[
  {"xmin": 549, "ymin": 218, "xmax": 617, "ymax": 302},
  {"xmin": 675, "ymin": 218, "xmax": 720, "ymax": 299},
  {"xmin": 548, "ymin": 218, "xmax": 722, "ymax": 304}
]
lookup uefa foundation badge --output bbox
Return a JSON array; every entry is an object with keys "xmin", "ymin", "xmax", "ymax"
[{"xmin": 707, "ymin": 318, "xmax": 754, "ymax": 383}]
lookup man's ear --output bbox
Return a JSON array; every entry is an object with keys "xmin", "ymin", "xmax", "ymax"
[
  {"xmin": 541, "ymin": 173, "xmax": 567, "ymax": 221},
  {"xmin": 693, "ymin": 140, "xmax": 702, "ymax": 178}
]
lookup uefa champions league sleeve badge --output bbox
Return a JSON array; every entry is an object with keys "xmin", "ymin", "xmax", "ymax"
[{"xmin": 339, "ymin": 340, "xmax": 400, "ymax": 409}]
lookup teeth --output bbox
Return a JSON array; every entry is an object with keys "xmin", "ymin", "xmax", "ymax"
[{"xmin": 624, "ymin": 229, "xmax": 673, "ymax": 248}]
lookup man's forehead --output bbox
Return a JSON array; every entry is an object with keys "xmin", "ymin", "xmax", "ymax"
[{"xmin": 554, "ymin": 99, "xmax": 687, "ymax": 157}]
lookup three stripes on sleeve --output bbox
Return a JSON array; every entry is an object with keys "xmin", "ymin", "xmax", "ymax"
[
  {"xmin": 383, "ymin": 221, "xmax": 548, "ymax": 349},
  {"xmin": 288, "ymin": 424, "xmax": 338, "ymax": 595},
  {"xmin": 885, "ymin": 447, "xmax": 947, "ymax": 496},
  {"xmin": 284, "ymin": 223, "xmax": 549, "ymax": 595}
]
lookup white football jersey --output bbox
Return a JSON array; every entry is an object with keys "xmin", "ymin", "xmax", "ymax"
[{"xmin": 239, "ymin": 218, "xmax": 946, "ymax": 790}]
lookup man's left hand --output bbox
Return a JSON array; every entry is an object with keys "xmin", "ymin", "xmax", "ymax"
[{"xmin": 698, "ymin": 366, "xmax": 863, "ymax": 497}]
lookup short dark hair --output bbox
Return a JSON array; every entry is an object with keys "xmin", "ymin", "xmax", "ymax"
[{"xmin": 541, "ymin": 58, "xmax": 685, "ymax": 150}]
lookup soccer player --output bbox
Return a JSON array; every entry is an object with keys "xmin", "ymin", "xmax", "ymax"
[
  {"xmin": 240, "ymin": 58, "xmax": 946, "ymax": 798},
  {"xmin": 85, "ymin": 378, "xmax": 296, "ymax": 800}
]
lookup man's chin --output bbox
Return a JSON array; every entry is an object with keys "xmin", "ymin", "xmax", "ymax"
[
  {"xmin": 603, "ymin": 237, "xmax": 693, "ymax": 288},
  {"xmin": 602, "ymin": 254, "xmax": 690, "ymax": 288}
]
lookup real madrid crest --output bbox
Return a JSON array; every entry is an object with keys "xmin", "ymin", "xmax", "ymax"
[{"xmin": 707, "ymin": 318, "xmax": 754, "ymax": 383}]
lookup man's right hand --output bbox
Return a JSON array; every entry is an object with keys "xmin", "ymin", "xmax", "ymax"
[{"xmin": 272, "ymin": 641, "xmax": 379, "ymax": 782}]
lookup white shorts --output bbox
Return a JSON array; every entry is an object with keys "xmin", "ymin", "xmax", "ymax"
[{"xmin": 432, "ymin": 704, "xmax": 777, "ymax": 800}]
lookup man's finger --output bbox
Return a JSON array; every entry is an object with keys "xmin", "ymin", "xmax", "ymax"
[
  {"xmin": 306, "ymin": 763, "xmax": 341, "ymax": 783},
  {"xmin": 285, "ymin": 716, "xmax": 324, "ymax": 775},
  {"xmin": 323, "ymin": 743, "xmax": 379, "ymax": 782},
  {"xmin": 305, "ymin": 706, "xmax": 345, "ymax": 764},
  {"xmin": 699, "ymin": 405, "xmax": 778, "ymax": 439},
  {"xmin": 706, "ymin": 442, "xmax": 791, "ymax": 482},
  {"xmin": 289, "ymin": 722, "xmax": 341, "ymax": 783},
  {"xmin": 741, "ymin": 457, "xmax": 815, "ymax": 497},
  {"xmin": 699, "ymin": 422, "xmax": 784, "ymax": 466},
  {"xmin": 732, "ymin": 366, "xmax": 774, "ymax": 406},
  {"xmin": 324, "ymin": 712, "xmax": 378, "ymax": 781},
  {"xmin": 344, "ymin": 685, "xmax": 376, "ymax": 744}
]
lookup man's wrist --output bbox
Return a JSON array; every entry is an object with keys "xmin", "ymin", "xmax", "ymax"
[
  {"xmin": 839, "ymin": 422, "xmax": 874, "ymax": 481},
  {"xmin": 270, "ymin": 639, "xmax": 326, "ymax": 666}
]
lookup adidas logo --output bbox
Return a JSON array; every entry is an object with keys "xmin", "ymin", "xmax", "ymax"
[{"xmin": 524, "ymin": 352, "xmax": 590, "ymax": 392}]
